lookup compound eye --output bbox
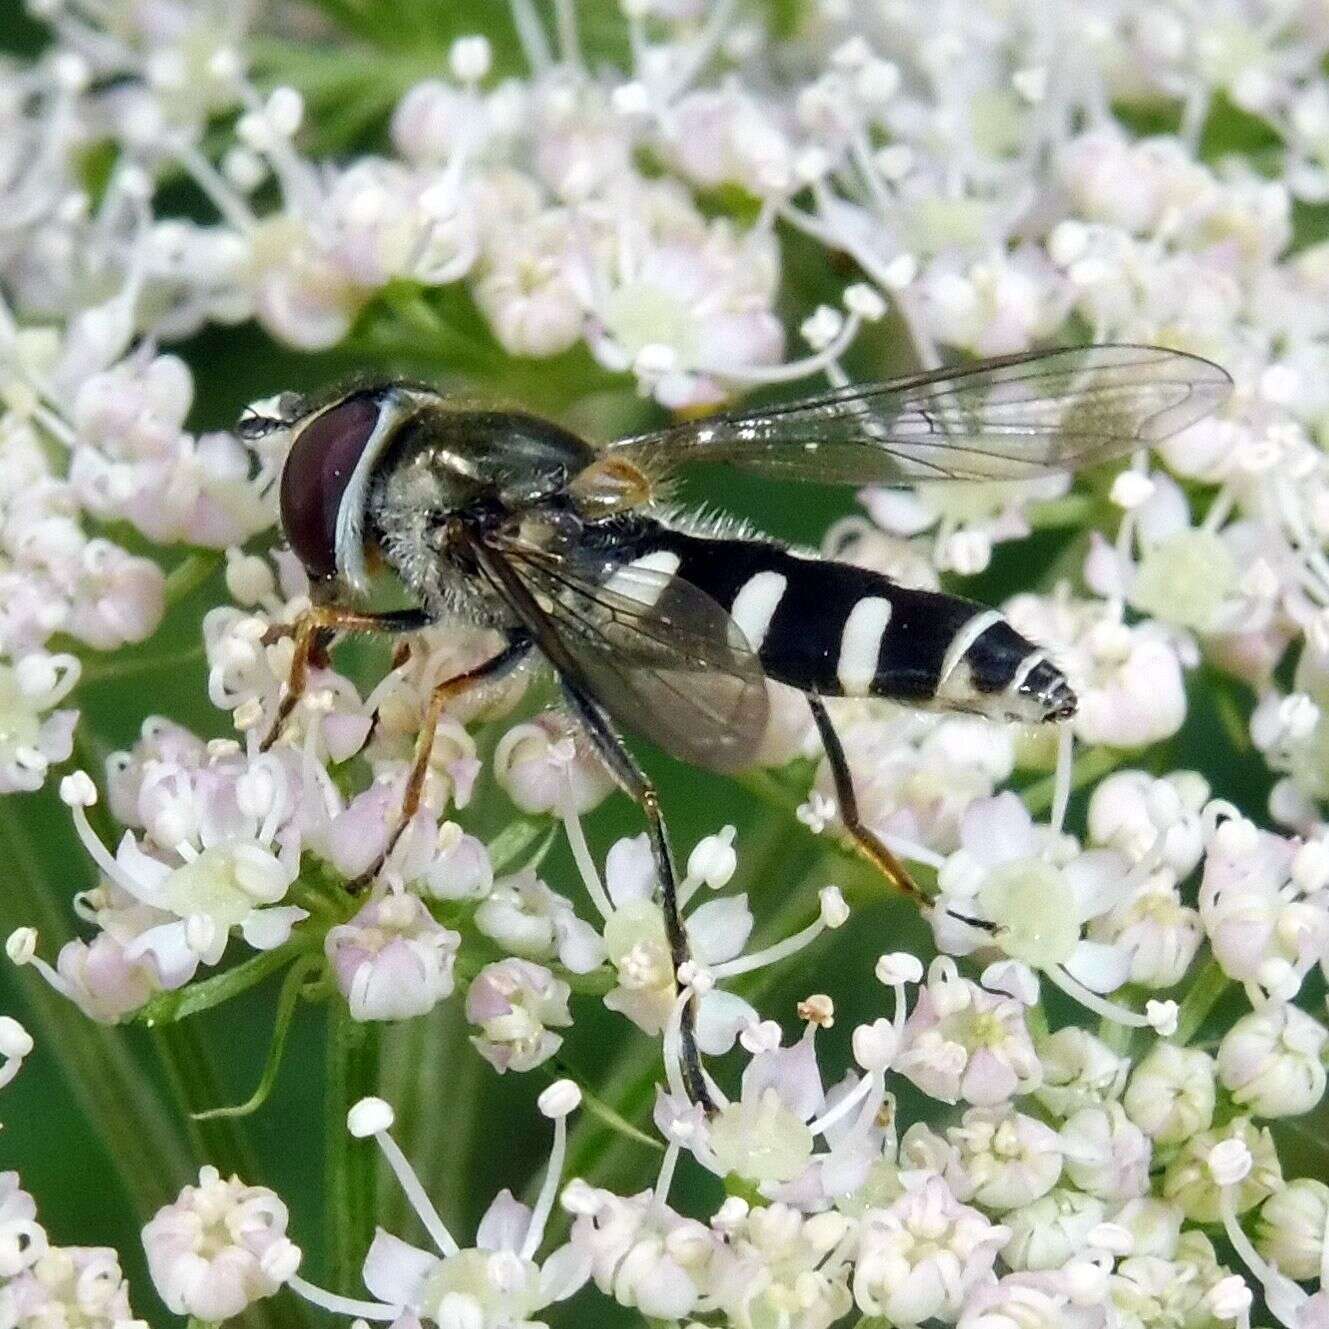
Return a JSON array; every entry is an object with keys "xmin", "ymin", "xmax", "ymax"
[{"xmin": 278, "ymin": 394, "xmax": 381, "ymax": 580}]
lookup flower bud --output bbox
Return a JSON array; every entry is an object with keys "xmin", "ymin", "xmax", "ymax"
[
  {"xmin": 1217, "ymin": 1003, "xmax": 1328, "ymax": 1117},
  {"xmin": 1002, "ymin": 1188, "xmax": 1107, "ymax": 1270},
  {"xmin": 1123, "ymin": 1043, "xmax": 1216, "ymax": 1144},
  {"xmin": 1255, "ymin": 1177, "xmax": 1329, "ymax": 1280},
  {"xmin": 1059, "ymin": 1103, "xmax": 1150, "ymax": 1201}
]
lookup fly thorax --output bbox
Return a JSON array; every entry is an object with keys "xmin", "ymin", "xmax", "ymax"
[{"xmin": 367, "ymin": 455, "xmax": 498, "ymax": 623}]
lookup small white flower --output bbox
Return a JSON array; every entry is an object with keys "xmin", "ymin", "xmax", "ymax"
[
  {"xmin": 1, "ymin": 1244, "xmax": 141, "ymax": 1329},
  {"xmin": 567, "ymin": 1184, "xmax": 717, "ymax": 1321},
  {"xmin": 946, "ymin": 1106, "xmax": 1063, "ymax": 1211},
  {"xmin": 1059, "ymin": 1102, "xmax": 1151, "ymax": 1201},
  {"xmin": 142, "ymin": 1167, "xmax": 300, "ymax": 1321},
  {"xmin": 475, "ymin": 867, "xmax": 605, "ymax": 974},
  {"xmin": 1033, "ymin": 1026, "xmax": 1129, "ymax": 1118},
  {"xmin": 0, "ymin": 1174, "xmax": 47, "ymax": 1277},
  {"xmin": 709, "ymin": 1204, "xmax": 852, "ymax": 1329},
  {"xmin": 0, "ymin": 652, "xmax": 79, "ymax": 794},
  {"xmin": 1162, "ymin": 1119, "xmax": 1282, "ymax": 1223},
  {"xmin": 290, "ymin": 1090, "xmax": 590, "ymax": 1328},
  {"xmin": 854, "ymin": 1175, "xmax": 1009, "ymax": 1324},
  {"xmin": 1002, "ymin": 1188, "xmax": 1108, "ymax": 1271}
]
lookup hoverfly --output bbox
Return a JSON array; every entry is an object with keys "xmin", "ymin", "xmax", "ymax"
[{"xmin": 240, "ymin": 344, "xmax": 1230, "ymax": 1105}]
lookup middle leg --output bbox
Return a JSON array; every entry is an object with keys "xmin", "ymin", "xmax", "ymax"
[{"xmin": 561, "ymin": 681, "xmax": 713, "ymax": 1112}]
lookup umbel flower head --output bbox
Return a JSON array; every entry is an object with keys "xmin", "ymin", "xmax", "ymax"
[{"xmin": 4, "ymin": 2, "xmax": 1329, "ymax": 1329}]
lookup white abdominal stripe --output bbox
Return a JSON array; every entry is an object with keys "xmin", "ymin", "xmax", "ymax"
[{"xmin": 836, "ymin": 597, "xmax": 894, "ymax": 696}]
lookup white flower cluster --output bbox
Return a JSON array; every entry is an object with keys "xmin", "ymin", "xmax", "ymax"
[{"xmin": 4, "ymin": 1, "xmax": 1329, "ymax": 1327}]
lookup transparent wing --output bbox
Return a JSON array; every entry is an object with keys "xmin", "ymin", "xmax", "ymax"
[
  {"xmin": 606, "ymin": 344, "xmax": 1231, "ymax": 484},
  {"xmin": 480, "ymin": 534, "xmax": 770, "ymax": 774}
]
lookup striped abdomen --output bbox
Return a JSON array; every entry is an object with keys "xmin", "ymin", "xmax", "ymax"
[{"xmin": 616, "ymin": 522, "xmax": 1075, "ymax": 723}]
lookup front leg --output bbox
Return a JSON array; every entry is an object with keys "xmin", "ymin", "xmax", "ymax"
[
  {"xmin": 260, "ymin": 605, "xmax": 432, "ymax": 751},
  {"xmin": 346, "ymin": 630, "xmax": 534, "ymax": 893}
]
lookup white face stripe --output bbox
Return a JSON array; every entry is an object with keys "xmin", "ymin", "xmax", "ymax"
[
  {"xmin": 603, "ymin": 549, "xmax": 681, "ymax": 609},
  {"xmin": 837, "ymin": 596, "xmax": 893, "ymax": 695},
  {"xmin": 936, "ymin": 608, "xmax": 1005, "ymax": 690},
  {"xmin": 730, "ymin": 570, "xmax": 787, "ymax": 652},
  {"xmin": 333, "ymin": 388, "xmax": 415, "ymax": 593}
]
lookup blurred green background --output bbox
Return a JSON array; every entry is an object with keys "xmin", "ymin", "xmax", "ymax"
[{"xmin": 1, "ymin": 3, "xmax": 1326, "ymax": 1326}]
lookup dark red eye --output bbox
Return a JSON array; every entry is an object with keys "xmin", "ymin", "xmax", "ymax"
[{"xmin": 278, "ymin": 394, "xmax": 380, "ymax": 579}]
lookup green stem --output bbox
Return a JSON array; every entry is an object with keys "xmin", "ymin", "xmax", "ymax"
[
  {"xmin": 1174, "ymin": 958, "xmax": 1229, "ymax": 1045},
  {"xmin": 0, "ymin": 798, "xmax": 195, "ymax": 1215},
  {"xmin": 1021, "ymin": 745, "xmax": 1130, "ymax": 817},
  {"xmin": 1026, "ymin": 494, "xmax": 1102, "ymax": 529},
  {"xmin": 325, "ymin": 1003, "xmax": 379, "ymax": 1292},
  {"xmin": 164, "ymin": 551, "xmax": 222, "ymax": 607},
  {"xmin": 136, "ymin": 940, "xmax": 309, "ymax": 1026},
  {"xmin": 78, "ymin": 643, "xmax": 206, "ymax": 687}
]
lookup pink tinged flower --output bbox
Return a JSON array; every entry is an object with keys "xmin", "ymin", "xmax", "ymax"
[
  {"xmin": 1199, "ymin": 817, "xmax": 1329, "ymax": 999},
  {"xmin": 64, "ymin": 540, "xmax": 165, "ymax": 650},
  {"xmin": 565, "ymin": 1183, "xmax": 717, "ymax": 1322},
  {"xmin": 142, "ymin": 1167, "xmax": 300, "ymax": 1321},
  {"xmin": 465, "ymin": 957, "xmax": 572, "ymax": 1073},
  {"xmin": 493, "ymin": 713, "xmax": 615, "ymax": 816},
  {"xmin": 325, "ymin": 893, "xmax": 460, "ymax": 1022},
  {"xmin": 853, "ymin": 1175, "xmax": 1009, "ymax": 1325},
  {"xmin": 897, "ymin": 958, "xmax": 1042, "ymax": 1106},
  {"xmin": 1217, "ymin": 1004, "xmax": 1328, "ymax": 1118},
  {"xmin": 0, "ymin": 652, "xmax": 79, "ymax": 794},
  {"xmin": 54, "ymin": 932, "xmax": 160, "ymax": 1024},
  {"xmin": 1087, "ymin": 769, "xmax": 1209, "ymax": 878}
]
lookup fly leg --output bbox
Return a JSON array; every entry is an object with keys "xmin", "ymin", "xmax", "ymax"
[
  {"xmin": 260, "ymin": 606, "xmax": 431, "ymax": 752},
  {"xmin": 807, "ymin": 694, "xmax": 927, "ymax": 906},
  {"xmin": 562, "ymin": 682, "xmax": 714, "ymax": 1113},
  {"xmin": 346, "ymin": 631, "xmax": 532, "ymax": 894}
]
